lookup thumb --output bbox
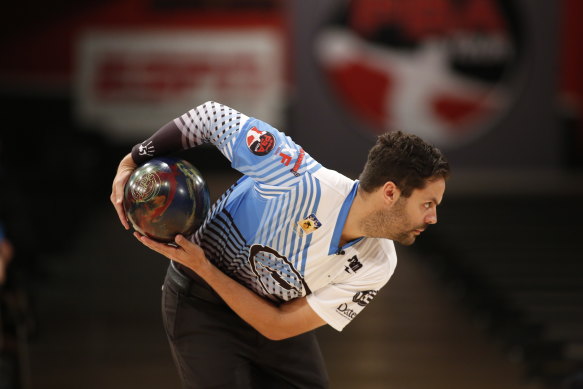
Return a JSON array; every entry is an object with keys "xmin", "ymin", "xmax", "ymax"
[{"xmin": 174, "ymin": 234, "xmax": 188, "ymax": 247}]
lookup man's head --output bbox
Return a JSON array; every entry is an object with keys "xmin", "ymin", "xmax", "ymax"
[
  {"xmin": 358, "ymin": 131, "xmax": 450, "ymax": 245},
  {"xmin": 359, "ymin": 131, "xmax": 450, "ymax": 197}
]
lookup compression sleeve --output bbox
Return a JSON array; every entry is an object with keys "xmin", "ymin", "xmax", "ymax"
[{"xmin": 131, "ymin": 101, "xmax": 248, "ymax": 165}]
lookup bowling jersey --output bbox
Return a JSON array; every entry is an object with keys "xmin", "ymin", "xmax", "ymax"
[{"xmin": 131, "ymin": 101, "xmax": 397, "ymax": 331}]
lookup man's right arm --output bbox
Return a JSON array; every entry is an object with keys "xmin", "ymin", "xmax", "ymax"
[
  {"xmin": 130, "ymin": 101, "xmax": 248, "ymax": 166},
  {"xmin": 137, "ymin": 233, "xmax": 328, "ymax": 340},
  {"xmin": 110, "ymin": 101, "xmax": 247, "ymax": 228},
  {"xmin": 131, "ymin": 100, "xmax": 319, "ymax": 187}
]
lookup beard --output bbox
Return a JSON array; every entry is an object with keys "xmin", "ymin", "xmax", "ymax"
[{"xmin": 361, "ymin": 197, "xmax": 426, "ymax": 246}]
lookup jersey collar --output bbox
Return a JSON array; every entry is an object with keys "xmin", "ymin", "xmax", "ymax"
[{"xmin": 328, "ymin": 181, "xmax": 364, "ymax": 255}]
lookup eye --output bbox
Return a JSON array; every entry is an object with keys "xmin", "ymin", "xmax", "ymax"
[{"xmin": 423, "ymin": 202, "xmax": 432, "ymax": 209}]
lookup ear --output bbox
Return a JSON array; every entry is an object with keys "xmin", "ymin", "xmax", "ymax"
[{"xmin": 382, "ymin": 181, "xmax": 401, "ymax": 204}]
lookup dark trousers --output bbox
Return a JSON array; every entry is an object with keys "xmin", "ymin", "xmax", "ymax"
[{"xmin": 162, "ymin": 262, "xmax": 329, "ymax": 389}]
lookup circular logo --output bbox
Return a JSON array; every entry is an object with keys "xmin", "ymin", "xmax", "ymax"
[
  {"xmin": 314, "ymin": 0, "xmax": 524, "ymax": 148},
  {"xmin": 131, "ymin": 172, "xmax": 161, "ymax": 202},
  {"xmin": 246, "ymin": 127, "xmax": 276, "ymax": 156}
]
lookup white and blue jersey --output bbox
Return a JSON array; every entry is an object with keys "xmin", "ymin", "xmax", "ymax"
[{"xmin": 132, "ymin": 101, "xmax": 397, "ymax": 331}]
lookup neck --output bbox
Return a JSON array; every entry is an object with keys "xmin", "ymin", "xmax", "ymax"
[{"xmin": 340, "ymin": 187, "xmax": 373, "ymax": 246}]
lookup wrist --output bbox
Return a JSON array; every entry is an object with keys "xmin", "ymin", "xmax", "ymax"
[{"xmin": 194, "ymin": 257, "xmax": 216, "ymax": 282}]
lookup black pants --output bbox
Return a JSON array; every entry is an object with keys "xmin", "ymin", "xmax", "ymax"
[{"xmin": 162, "ymin": 262, "xmax": 329, "ymax": 389}]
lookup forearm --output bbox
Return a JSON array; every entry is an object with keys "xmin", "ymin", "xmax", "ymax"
[
  {"xmin": 196, "ymin": 261, "xmax": 288, "ymax": 340},
  {"xmin": 131, "ymin": 101, "xmax": 246, "ymax": 166},
  {"xmin": 190, "ymin": 254, "xmax": 325, "ymax": 340},
  {"xmin": 136, "ymin": 234, "xmax": 326, "ymax": 340},
  {"xmin": 131, "ymin": 120, "xmax": 186, "ymax": 165},
  {"xmin": 130, "ymin": 102, "xmax": 214, "ymax": 165}
]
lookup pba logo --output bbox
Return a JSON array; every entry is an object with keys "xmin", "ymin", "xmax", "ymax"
[
  {"xmin": 315, "ymin": 0, "xmax": 524, "ymax": 148},
  {"xmin": 246, "ymin": 127, "xmax": 276, "ymax": 156}
]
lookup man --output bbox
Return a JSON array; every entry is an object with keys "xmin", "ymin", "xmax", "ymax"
[{"xmin": 110, "ymin": 101, "xmax": 449, "ymax": 388}]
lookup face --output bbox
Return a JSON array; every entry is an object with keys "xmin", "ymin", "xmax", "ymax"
[{"xmin": 362, "ymin": 178, "xmax": 446, "ymax": 245}]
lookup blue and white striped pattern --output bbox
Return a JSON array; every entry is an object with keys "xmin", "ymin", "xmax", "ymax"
[
  {"xmin": 252, "ymin": 173, "xmax": 322, "ymax": 275},
  {"xmin": 233, "ymin": 120, "xmax": 322, "ymax": 188},
  {"xmin": 191, "ymin": 172, "xmax": 323, "ymax": 302},
  {"xmin": 174, "ymin": 101, "xmax": 247, "ymax": 163},
  {"xmin": 196, "ymin": 209, "xmax": 266, "ymax": 297},
  {"xmin": 174, "ymin": 103, "xmax": 329, "ymax": 301}
]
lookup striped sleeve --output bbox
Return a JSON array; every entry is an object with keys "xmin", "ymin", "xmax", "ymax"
[
  {"xmin": 131, "ymin": 101, "xmax": 321, "ymax": 187},
  {"xmin": 173, "ymin": 101, "xmax": 247, "ymax": 162},
  {"xmin": 131, "ymin": 101, "xmax": 247, "ymax": 165},
  {"xmin": 229, "ymin": 118, "xmax": 321, "ymax": 187}
]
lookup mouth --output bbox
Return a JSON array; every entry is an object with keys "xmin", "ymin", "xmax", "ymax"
[{"xmin": 413, "ymin": 228, "xmax": 426, "ymax": 236}]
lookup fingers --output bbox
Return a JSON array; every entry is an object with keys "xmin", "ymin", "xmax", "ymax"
[
  {"xmin": 111, "ymin": 183, "xmax": 130, "ymax": 229},
  {"xmin": 174, "ymin": 234, "xmax": 189, "ymax": 248},
  {"xmin": 134, "ymin": 232, "xmax": 178, "ymax": 259},
  {"xmin": 134, "ymin": 232, "xmax": 186, "ymax": 254},
  {"xmin": 134, "ymin": 233, "xmax": 206, "ymax": 272},
  {"xmin": 174, "ymin": 235, "xmax": 204, "ymax": 258},
  {"xmin": 114, "ymin": 195, "xmax": 130, "ymax": 230},
  {"xmin": 134, "ymin": 232, "xmax": 160, "ymax": 249},
  {"xmin": 117, "ymin": 209, "xmax": 130, "ymax": 230},
  {"xmin": 110, "ymin": 153, "xmax": 136, "ymax": 230}
]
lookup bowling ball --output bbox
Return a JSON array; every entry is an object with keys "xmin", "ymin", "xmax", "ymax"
[{"xmin": 123, "ymin": 157, "xmax": 210, "ymax": 242}]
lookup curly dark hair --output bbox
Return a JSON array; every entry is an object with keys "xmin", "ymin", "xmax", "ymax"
[{"xmin": 358, "ymin": 131, "xmax": 450, "ymax": 197}]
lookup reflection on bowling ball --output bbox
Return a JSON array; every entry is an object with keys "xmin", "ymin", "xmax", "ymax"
[{"xmin": 123, "ymin": 157, "xmax": 210, "ymax": 242}]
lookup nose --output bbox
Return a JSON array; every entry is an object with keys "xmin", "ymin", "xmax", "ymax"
[{"xmin": 425, "ymin": 210, "xmax": 437, "ymax": 225}]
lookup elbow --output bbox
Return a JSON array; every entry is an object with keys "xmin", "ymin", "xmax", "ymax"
[
  {"xmin": 258, "ymin": 324, "xmax": 296, "ymax": 341},
  {"xmin": 261, "ymin": 329, "xmax": 291, "ymax": 341}
]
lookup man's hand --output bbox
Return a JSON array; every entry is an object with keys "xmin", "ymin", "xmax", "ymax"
[
  {"xmin": 110, "ymin": 153, "xmax": 137, "ymax": 230},
  {"xmin": 134, "ymin": 233, "xmax": 211, "ymax": 272}
]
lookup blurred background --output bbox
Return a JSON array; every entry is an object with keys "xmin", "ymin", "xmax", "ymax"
[{"xmin": 0, "ymin": 0, "xmax": 582, "ymax": 388}]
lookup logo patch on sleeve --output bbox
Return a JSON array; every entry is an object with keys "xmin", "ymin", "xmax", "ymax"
[
  {"xmin": 295, "ymin": 213, "xmax": 322, "ymax": 236},
  {"xmin": 137, "ymin": 140, "xmax": 155, "ymax": 156},
  {"xmin": 246, "ymin": 127, "xmax": 276, "ymax": 156}
]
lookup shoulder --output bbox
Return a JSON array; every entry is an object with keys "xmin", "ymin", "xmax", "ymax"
[{"xmin": 312, "ymin": 167, "xmax": 354, "ymax": 195}]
